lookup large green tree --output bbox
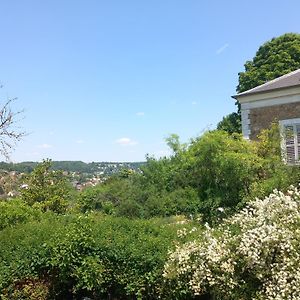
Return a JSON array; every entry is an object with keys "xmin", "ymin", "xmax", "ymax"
[
  {"xmin": 218, "ymin": 32, "xmax": 300, "ymax": 133},
  {"xmin": 237, "ymin": 32, "xmax": 300, "ymax": 93},
  {"xmin": 216, "ymin": 112, "xmax": 241, "ymax": 134}
]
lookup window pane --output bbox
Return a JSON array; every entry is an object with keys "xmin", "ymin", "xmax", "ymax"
[
  {"xmin": 287, "ymin": 145, "xmax": 296, "ymax": 163},
  {"xmin": 285, "ymin": 125, "xmax": 296, "ymax": 163},
  {"xmin": 297, "ymin": 125, "xmax": 300, "ymax": 142},
  {"xmin": 285, "ymin": 125, "xmax": 295, "ymax": 146}
]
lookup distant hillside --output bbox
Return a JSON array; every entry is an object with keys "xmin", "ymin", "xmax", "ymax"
[{"xmin": 0, "ymin": 161, "xmax": 145, "ymax": 176}]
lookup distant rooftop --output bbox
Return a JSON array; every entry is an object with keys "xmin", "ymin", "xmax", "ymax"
[{"xmin": 233, "ymin": 68, "xmax": 300, "ymax": 98}]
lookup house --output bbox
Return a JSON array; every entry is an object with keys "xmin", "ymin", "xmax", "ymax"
[{"xmin": 233, "ymin": 68, "xmax": 300, "ymax": 163}]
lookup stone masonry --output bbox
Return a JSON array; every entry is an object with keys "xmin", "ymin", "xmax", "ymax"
[{"xmin": 249, "ymin": 101, "xmax": 300, "ymax": 139}]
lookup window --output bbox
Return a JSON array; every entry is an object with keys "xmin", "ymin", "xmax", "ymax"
[{"xmin": 280, "ymin": 118, "xmax": 300, "ymax": 164}]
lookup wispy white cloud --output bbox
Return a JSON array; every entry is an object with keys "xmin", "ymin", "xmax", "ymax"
[
  {"xmin": 116, "ymin": 137, "xmax": 138, "ymax": 146},
  {"xmin": 216, "ymin": 43, "xmax": 229, "ymax": 55},
  {"xmin": 75, "ymin": 139, "xmax": 84, "ymax": 144},
  {"xmin": 38, "ymin": 143, "xmax": 53, "ymax": 149},
  {"xmin": 136, "ymin": 112, "xmax": 145, "ymax": 117}
]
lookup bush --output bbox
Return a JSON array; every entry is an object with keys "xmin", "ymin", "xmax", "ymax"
[
  {"xmin": 77, "ymin": 128, "xmax": 300, "ymax": 222},
  {"xmin": 0, "ymin": 213, "xmax": 199, "ymax": 299},
  {"xmin": 77, "ymin": 176, "xmax": 137, "ymax": 215},
  {"xmin": 142, "ymin": 187, "xmax": 200, "ymax": 218},
  {"xmin": 0, "ymin": 199, "xmax": 44, "ymax": 231},
  {"xmin": 0, "ymin": 215, "xmax": 60, "ymax": 298},
  {"xmin": 244, "ymin": 123, "xmax": 300, "ymax": 204},
  {"xmin": 20, "ymin": 159, "xmax": 74, "ymax": 213},
  {"xmin": 164, "ymin": 186, "xmax": 300, "ymax": 299}
]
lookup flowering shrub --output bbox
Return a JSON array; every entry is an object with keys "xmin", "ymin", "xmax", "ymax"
[{"xmin": 164, "ymin": 186, "xmax": 300, "ymax": 300}]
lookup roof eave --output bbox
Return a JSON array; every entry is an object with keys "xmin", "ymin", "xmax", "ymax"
[{"xmin": 232, "ymin": 84, "xmax": 300, "ymax": 101}]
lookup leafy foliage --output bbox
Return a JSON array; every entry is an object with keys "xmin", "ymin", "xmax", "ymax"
[
  {"xmin": 0, "ymin": 212, "xmax": 198, "ymax": 299},
  {"xmin": 0, "ymin": 215, "xmax": 58, "ymax": 299},
  {"xmin": 181, "ymin": 131, "xmax": 262, "ymax": 212},
  {"xmin": 20, "ymin": 159, "xmax": 74, "ymax": 213},
  {"xmin": 77, "ymin": 129, "xmax": 300, "ymax": 222},
  {"xmin": 216, "ymin": 112, "xmax": 241, "ymax": 134},
  {"xmin": 0, "ymin": 199, "xmax": 43, "ymax": 230},
  {"xmin": 1, "ymin": 121, "xmax": 300, "ymax": 299},
  {"xmin": 237, "ymin": 33, "xmax": 300, "ymax": 93}
]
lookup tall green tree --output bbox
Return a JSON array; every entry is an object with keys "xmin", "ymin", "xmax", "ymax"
[
  {"xmin": 218, "ymin": 32, "xmax": 300, "ymax": 133},
  {"xmin": 216, "ymin": 112, "xmax": 241, "ymax": 134},
  {"xmin": 237, "ymin": 33, "xmax": 300, "ymax": 93}
]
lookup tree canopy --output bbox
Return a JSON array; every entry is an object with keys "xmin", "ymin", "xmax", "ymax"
[
  {"xmin": 237, "ymin": 33, "xmax": 300, "ymax": 93},
  {"xmin": 216, "ymin": 112, "xmax": 241, "ymax": 134}
]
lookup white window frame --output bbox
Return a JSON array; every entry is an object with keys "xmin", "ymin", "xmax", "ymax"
[{"xmin": 279, "ymin": 118, "xmax": 300, "ymax": 165}]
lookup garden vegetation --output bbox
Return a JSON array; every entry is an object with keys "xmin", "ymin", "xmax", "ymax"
[{"xmin": 1, "ymin": 124, "xmax": 300, "ymax": 299}]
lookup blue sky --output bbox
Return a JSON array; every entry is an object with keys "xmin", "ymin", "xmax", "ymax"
[{"xmin": 0, "ymin": 0, "xmax": 299, "ymax": 162}]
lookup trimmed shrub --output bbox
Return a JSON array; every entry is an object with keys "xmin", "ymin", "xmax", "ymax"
[{"xmin": 0, "ymin": 213, "xmax": 199, "ymax": 299}]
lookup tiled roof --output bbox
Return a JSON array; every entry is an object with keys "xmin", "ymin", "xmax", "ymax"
[{"xmin": 233, "ymin": 68, "xmax": 300, "ymax": 98}]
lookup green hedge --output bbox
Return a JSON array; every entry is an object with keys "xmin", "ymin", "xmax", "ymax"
[
  {"xmin": 0, "ymin": 212, "xmax": 199, "ymax": 299},
  {"xmin": 0, "ymin": 199, "xmax": 44, "ymax": 231}
]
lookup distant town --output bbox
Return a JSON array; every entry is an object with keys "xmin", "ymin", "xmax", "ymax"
[{"xmin": 0, "ymin": 161, "xmax": 145, "ymax": 198}]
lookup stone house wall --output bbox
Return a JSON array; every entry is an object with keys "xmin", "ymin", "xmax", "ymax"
[{"xmin": 249, "ymin": 101, "xmax": 300, "ymax": 139}]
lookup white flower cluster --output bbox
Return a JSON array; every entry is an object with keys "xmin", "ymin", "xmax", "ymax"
[{"xmin": 164, "ymin": 186, "xmax": 300, "ymax": 299}]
